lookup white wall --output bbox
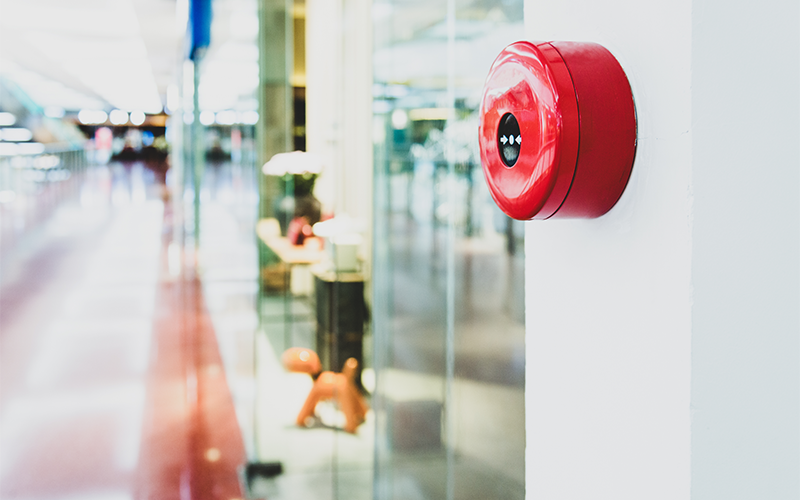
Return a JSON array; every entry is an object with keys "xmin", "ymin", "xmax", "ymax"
[
  {"xmin": 691, "ymin": 0, "xmax": 799, "ymax": 497},
  {"xmin": 524, "ymin": 1, "xmax": 693, "ymax": 498},
  {"xmin": 523, "ymin": 0, "xmax": 799, "ymax": 498}
]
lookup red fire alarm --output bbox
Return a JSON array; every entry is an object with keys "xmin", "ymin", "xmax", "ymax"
[{"xmin": 479, "ymin": 41, "xmax": 637, "ymax": 220}]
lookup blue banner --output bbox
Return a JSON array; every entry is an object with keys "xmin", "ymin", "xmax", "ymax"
[{"xmin": 189, "ymin": 0, "xmax": 212, "ymax": 60}]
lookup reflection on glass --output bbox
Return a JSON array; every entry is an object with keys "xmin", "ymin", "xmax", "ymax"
[{"xmin": 372, "ymin": 0, "xmax": 525, "ymax": 498}]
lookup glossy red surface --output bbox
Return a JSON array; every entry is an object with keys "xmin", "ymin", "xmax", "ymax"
[
  {"xmin": 479, "ymin": 41, "xmax": 637, "ymax": 220},
  {"xmin": 479, "ymin": 41, "xmax": 579, "ymax": 220},
  {"xmin": 548, "ymin": 41, "xmax": 637, "ymax": 218}
]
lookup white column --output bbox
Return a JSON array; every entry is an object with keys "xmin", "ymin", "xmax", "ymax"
[
  {"xmin": 524, "ymin": 0, "xmax": 693, "ymax": 498},
  {"xmin": 305, "ymin": 0, "xmax": 343, "ymax": 215},
  {"xmin": 690, "ymin": 0, "xmax": 800, "ymax": 497},
  {"xmin": 306, "ymin": 0, "xmax": 373, "ymax": 272},
  {"xmin": 523, "ymin": 0, "xmax": 800, "ymax": 498}
]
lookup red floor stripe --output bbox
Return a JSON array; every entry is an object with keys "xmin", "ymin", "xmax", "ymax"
[{"xmin": 137, "ymin": 240, "xmax": 246, "ymax": 499}]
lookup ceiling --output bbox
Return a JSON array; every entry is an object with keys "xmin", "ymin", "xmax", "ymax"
[
  {"xmin": 0, "ymin": 0, "xmax": 180, "ymax": 113},
  {"xmin": 0, "ymin": 0, "xmax": 516, "ymax": 116},
  {"xmin": 0, "ymin": 0, "xmax": 257, "ymax": 115}
]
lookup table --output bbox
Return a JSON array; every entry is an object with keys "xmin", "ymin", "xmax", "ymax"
[{"xmin": 257, "ymin": 218, "xmax": 325, "ymax": 294}]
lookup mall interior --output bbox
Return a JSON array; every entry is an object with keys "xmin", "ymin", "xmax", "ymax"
[
  {"xmin": 3, "ymin": 0, "xmax": 800, "ymax": 499},
  {"xmin": 0, "ymin": 0, "xmax": 526, "ymax": 498}
]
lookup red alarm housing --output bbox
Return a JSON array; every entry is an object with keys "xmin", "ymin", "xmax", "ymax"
[{"xmin": 479, "ymin": 41, "xmax": 637, "ymax": 220}]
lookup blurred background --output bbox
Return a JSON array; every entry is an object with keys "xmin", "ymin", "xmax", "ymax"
[{"xmin": 0, "ymin": 0, "xmax": 526, "ymax": 498}]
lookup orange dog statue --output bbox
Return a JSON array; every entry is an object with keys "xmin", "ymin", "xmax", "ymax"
[{"xmin": 282, "ymin": 347, "xmax": 369, "ymax": 434}]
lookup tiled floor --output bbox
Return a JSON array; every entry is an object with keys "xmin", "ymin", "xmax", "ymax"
[
  {"xmin": 0, "ymin": 161, "xmax": 245, "ymax": 499},
  {"xmin": 193, "ymin": 162, "xmax": 376, "ymax": 500},
  {"xmin": 198, "ymin": 164, "xmax": 526, "ymax": 499},
  {"xmin": 0, "ymin": 158, "xmax": 525, "ymax": 500}
]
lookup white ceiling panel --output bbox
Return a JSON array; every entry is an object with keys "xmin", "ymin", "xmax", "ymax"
[{"xmin": 0, "ymin": 0, "xmax": 181, "ymax": 112}]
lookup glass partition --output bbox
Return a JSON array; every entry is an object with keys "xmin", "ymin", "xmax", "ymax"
[
  {"xmin": 211, "ymin": 0, "xmax": 526, "ymax": 497},
  {"xmin": 250, "ymin": 1, "xmax": 375, "ymax": 498},
  {"xmin": 371, "ymin": 0, "xmax": 525, "ymax": 498}
]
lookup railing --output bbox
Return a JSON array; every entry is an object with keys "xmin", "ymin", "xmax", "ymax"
[
  {"xmin": 0, "ymin": 143, "xmax": 90, "ymax": 251},
  {"xmin": 0, "ymin": 142, "xmax": 88, "ymax": 202}
]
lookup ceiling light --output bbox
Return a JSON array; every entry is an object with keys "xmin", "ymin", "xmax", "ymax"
[
  {"xmin": 238, "ymin": 111, "xmax": 259, "ymax": 125},
  {"xmin": 215, "ymin": 110, "xmax": 237, "ymax": 125},
  {"xmin": 200, "ymin": 111, "xmax": 216, "ymax": 126},
  {"xmin": 109, "ymin": 109, "xmax": 129, "ymax": 125},
  {"xmin": 1, "ymin": 128, "xmax": 34, "ymax": 142},
  {"xmin": 78, "ymin": 110, "xmax": 108, "ymax": 125},
  {"xmin": 391, "ymin": 109, "xmax": 409, "ymax": 129},
  {"xmin": 0, "ymin": 112, "xmax": 16, "ymax": 126},
  {"xmin": 130, "ymin": 111, "xmax": 146, "ymax": 126}
]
